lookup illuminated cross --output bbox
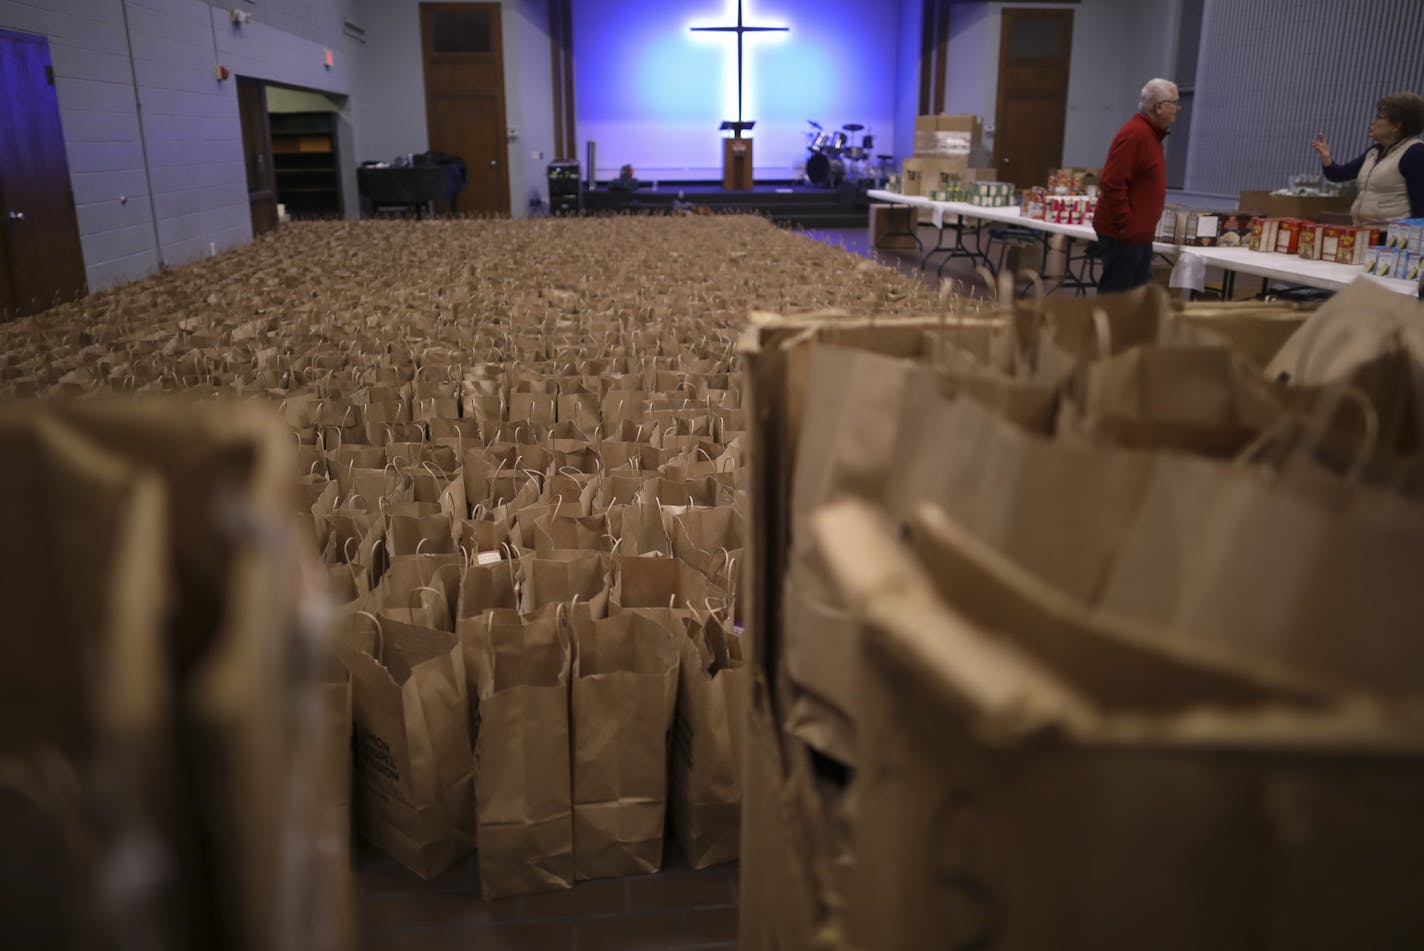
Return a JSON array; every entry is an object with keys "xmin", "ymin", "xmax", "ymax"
[{"xmin": 691, "ymin": 0, "xmax": 788, "ymax": 137}]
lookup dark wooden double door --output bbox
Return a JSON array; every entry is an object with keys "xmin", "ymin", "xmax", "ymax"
[{"xmin": 0, "ymin": 28, "xmax": 87, "ymax": 319}]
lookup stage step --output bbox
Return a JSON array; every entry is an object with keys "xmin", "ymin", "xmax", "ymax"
[{"xmin": 579, "ymin": 182, "xmax": 870, "ymax": 230}]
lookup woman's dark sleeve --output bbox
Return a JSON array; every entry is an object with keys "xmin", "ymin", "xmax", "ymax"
[
  {"xmin": 1401, "ymin": 142, "xmax": 1424, "ymax": 218},
  {"xmin": 1322, "ymin": 149, "xmax": 1368, "ymax": 182}
]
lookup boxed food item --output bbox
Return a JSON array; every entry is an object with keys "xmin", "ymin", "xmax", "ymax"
[
  {"xmin": 1370, "ymin": 247, "xmax": 1401, "ymax": 278},
  {"xmin": 1216, "ymin": 212, "xmax": 1256, "ymax": 248},
  {"xmin": 1021, "ymin": 186, "xmax": 1047, "ymax": 220},
  {"xmin": 1297, "ymin": 222, "xmax": 1324, "ymax": 260},
  {"xmin": 1323, "ymin": 225, "xmax": 1381, "ymax": 265},
  {"xmin": 1156, "ymin": 206, "xmax": 1187, "ymax": 244},
  {"xmin": 1386, "ymin": 217, "xmax": 1424, "ymax": 252},
  {"xmin": 1363, "ymin": 246, "xmax": 1381, "ymax": 274},
  {"xmin": 1185, "ymin": 211, "xmax": 1222, "ymax": 247},
  {"xmin": 1403, "ymin": 251, "xmax": 1422, "ymax": 283},
  {"xmin": 1272, "ymin": 218, "xmax": 1310, "ymax": 254}
]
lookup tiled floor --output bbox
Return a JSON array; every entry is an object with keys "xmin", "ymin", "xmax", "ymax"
[{"xmin": 356, "ymin": 839, "xmax": 739, "ymax": 951}]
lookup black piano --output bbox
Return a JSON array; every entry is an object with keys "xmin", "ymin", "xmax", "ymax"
[{"xmin": 357, "ymin": 154, "xmax": 466, "ymax": 217}]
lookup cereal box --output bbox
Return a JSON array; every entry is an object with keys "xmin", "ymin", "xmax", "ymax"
[
  {"xmin": 1272, "ymin": 218, "xmax": 1309, "ymax": 254},
  {"xmin": 1155, "ymin": 207, "xmax": 1181, "ymax": 243},
  {"xmin": 1185, "ymin": 211, "xmax": 1221, "ymax": 247},
  {"xmin": 1297, "ymin": 223, "xmax": 1324, "ymax": 260},
  {"xmin": 1404, "ymin": 251, "xmax": 1422, "ymax": 283},
  {"xmin": 1373, "ymin": 248, "xmax": 1401, "ymax": 278},
  {"xmin": 1216, "ymin": 213, "xmax": 1255, "ymax": 248},
  {"xmin": 1363, "ymin": 246, "xmax": 1381, "ymax": 274}
]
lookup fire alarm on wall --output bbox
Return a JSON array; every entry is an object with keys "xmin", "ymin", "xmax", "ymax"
[
  {"xmin": 214, "ymin": 64, "xmax": 230, "ymax": 80},
  {"xmin": 324, "ymin": 49, "xmax": 334, "ymax": 68}
]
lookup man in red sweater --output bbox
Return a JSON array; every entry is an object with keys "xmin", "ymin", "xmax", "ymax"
[{"xmin": 1094, "ymin": 78, "xmax": 1180, "ymax": 293}]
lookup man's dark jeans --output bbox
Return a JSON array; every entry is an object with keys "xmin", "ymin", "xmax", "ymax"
[{"xmin": 1095, "ymin": 235, "xmax": 1154, "ymax": 294}]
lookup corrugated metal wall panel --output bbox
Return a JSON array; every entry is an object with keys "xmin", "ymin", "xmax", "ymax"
[{"xmin": 1184, "ymin": 0, "xmax": 1424, "ymax": 196}]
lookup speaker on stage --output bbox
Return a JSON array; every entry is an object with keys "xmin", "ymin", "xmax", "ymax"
[{"xmin": 547, "ymin": 160, "xmax": 580, "ymax": 216}]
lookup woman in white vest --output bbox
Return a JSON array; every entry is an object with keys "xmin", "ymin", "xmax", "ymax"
[{"xmin": 1311, "ymin": 91, "xmax": 1424, "ymax": 226}]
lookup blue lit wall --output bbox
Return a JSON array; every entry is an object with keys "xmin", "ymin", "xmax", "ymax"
[{"xmin": 573, "ymin": 0, "xmax": 904, "ymax": 180}]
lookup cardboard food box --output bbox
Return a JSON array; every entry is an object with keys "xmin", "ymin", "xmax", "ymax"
[
  {"xmin": 1297, "ymin": 222, "xmax": 1324, "ymax": 260},
  {"xmin": 1021, "ymin": 186, "xmax": 1047, "ymax": 220},
  {"xmin": 1185, "ymin": 211, "xmax": 1222, "ymax": 247},
  {"xmin": 1238, "ymin": 190, "xmax": 1355, "ymax": 220},
  {"xmin": 1363, "ymin": 246, "xmax": 1381, "ymax": 275},
  {"xmin": 1216, "ymin": 212, "xmax": 1255, "ymax": 248},
  {"xmin": 913, "ymin": 130, "xmax": 973, "ymax": 157},
  {"xmin": 869, "ymin": 204, "xmax": 919, "ymax": 251},
  {"xmin": 1372, "ymin": 247, "xmax": 1402, "ymax": 278},
  {"xmin": 1325, "ymin": 226, "xmax": 1381, "ymax": 265},
  {"xmin": 1266, "ymin": 218, "xmax": 1311, "ymax": 254},
  {"xmin": 1403, "ymin": 251, "xmax": 1422, "ymax": 283},
  {"xmin": 1387, "ymin": 217, "xmax": 1424, "ymax": 252},
  {"xmin": 1156, "ymin": 206, "xmax": 1187, "ymax": 244},
  {"xmin": 913, "ymin": 115, "xmax": 982, "ymax": 157},
  {"xmin": 900, "ymin": 156, "xmax": 970, "ymax": 197}
]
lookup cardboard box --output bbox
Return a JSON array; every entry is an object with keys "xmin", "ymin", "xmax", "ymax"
[
  {"xmin": 900, "ymin": 156, "xmax": 970, "ymax": 197},
  {"xmin": 869, "ymin": 203, "xmax": 918, "ymax": 251},
  {"xmin": 913, "ymin": 115, "xmax": 983, "ymax": 157},
  {"xmin": 1238, "ymin": 190, "xmax": 1354, "ymax": 220},
  {"xmin": 1297, "ymin": 222, "xmax": 1324, "ymax": 260},
  {"xmin": 913, "ymin": 129, "xmax": 973, "ymax": 157}
]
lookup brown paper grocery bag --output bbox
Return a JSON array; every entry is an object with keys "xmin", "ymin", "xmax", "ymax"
[
  {"xmin": 1096, "ymin": 445, "xmax": 1424, "ymax": 697},
  {"xmin": 0, "ymin": 408, "xmax": 179, "ymax": 948},
  {"xmin": 473, "ymin": 609, "xmax": 575, "ymax": 898},
  {"xmin": 669, "ymin": 506, "xmax": 744, "ymax": 575},
  {"xmin": 1063, "ymin": 343, "xmax": 1287, "ymax": 456},
  {"xmin": 612, "ymin": 554, "xmax": 726, "ymax": 616},
  {"xmin": 885, "ymin": 389, "xmax": 1154, "ymax": 603},
  {"xmin": 815, "ymin": 497, "xmax": 1424, "ymax": 951},
  {"xmin": 341, "ymin": 613, "xmax": 475, "ymax": 880},
  {"xmin": 607, "ymin": 499, "xmax": 673, "ymax": 556},
  {"xmin": 670, "ymin": 612, "xmax": 747, "ymax": 869},
  {"xmin": 518, "ymin": 551, "xmax": 610, "ymax": 617},
  {"xmin": 570, "ymin": 612, "xmax": 679, "ymax": 879},
  {"xmin": 52, "ymin": 398, "xmax": 344, "ymax": 949}
]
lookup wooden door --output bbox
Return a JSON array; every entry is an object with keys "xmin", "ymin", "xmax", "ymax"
[
  {"xmin": 420, "ymin": 2, "xmax": 509, "ymax": 216},
  {"xmin": 992, "ymin": 9, "xmax": 1074, "ymax": 190},
  {"xmin": 237, "ymin": 76, "xmax": 278, "ymax": 236},
  {"xmin": 0, "ymin": 28, "xmax": 86, "ymax": 319}
]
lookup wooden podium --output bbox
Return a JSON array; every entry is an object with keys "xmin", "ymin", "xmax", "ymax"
[
  {"xmin": 720, "ymin": 120, "xmax": 755, "ymax": 191},
  {"xmin": 722, "ymin": 136, "xmax": 753, "ymax": 190}
]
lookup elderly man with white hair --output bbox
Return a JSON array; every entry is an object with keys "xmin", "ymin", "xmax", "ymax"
[{"xmin": 1093, "ymin": 77, "xmax": 1180, "ymax": 293}]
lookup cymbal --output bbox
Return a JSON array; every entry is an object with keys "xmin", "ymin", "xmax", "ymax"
[{"xmin": 842, "ymin": 123, "xmax": 865, "ymax": 131}]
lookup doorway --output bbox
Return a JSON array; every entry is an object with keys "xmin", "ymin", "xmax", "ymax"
[
  {"xmin": 992, "ymin": 9, "xmax": 1074, "ymax": 190},
  {"xmin": 0, "ymin": 28, "xmax": 87, "ymax": 319},
  {"xmin": 420, "ymin": 2, "xmax": 510, "ymax": 216},
  {"xmin": 237, "ymin": 76, "xmax": 278, "ymax": 236}
]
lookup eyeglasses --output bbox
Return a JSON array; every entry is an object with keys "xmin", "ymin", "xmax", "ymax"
[{"xmin": 1162, "ymin": 99, "xmax": 1180, "ymax": 106}]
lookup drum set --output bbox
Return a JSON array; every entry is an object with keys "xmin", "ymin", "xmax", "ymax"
[{"xmin": 803, "ymin": 120, "xmax": 886, "ymax": 188}]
